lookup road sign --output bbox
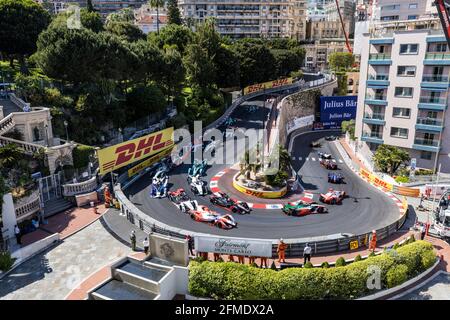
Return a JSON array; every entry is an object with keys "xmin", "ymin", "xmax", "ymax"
[{"xmin": 349, "ymin": 240, "xmax": 359, "ymax": 250}]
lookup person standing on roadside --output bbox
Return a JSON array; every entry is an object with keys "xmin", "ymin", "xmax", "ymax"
[
  {"xmin": 277, "ymin": 238, "xmax": 287, "ymax": 263},
  {"xmin": 14, "ymin": 225, "xmax": 21, "ymax": 246},
  {"xmin": 260, "ymin": 256, "xmax": 268, "ymax": 268},
  {"xmin": 143, "ymin": 237, "xmax": 149, "ymax": 255},
  {"xmin": 130, "ymin": 230, "xmax": 136, "ymax": 251},
  {"xmin": 303, "ymin": 243, "xmax": 312, "ymax": 264},
  {"xmin": 186, "ymin": 235, "xmax": 194, "ymax": 256}
]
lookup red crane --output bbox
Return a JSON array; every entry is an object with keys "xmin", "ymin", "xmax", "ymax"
[
  {"xmin": 335, "ymin": 0, "xmax": 353, "ymax": 53},
  {"xmin": 435, "ymin": 0, "xmax": 450, "ymax": 47}
]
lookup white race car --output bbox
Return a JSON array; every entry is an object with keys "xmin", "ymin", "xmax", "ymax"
[
  {"xmin": 318, "ymin": 152, "xmax": 333, "ymax": 159},
  {"xmin": 177, "ymin": 199, "xmax": 199, "ymax": 213},
  {"xmin": 189, "ymin": 175, "xmax": 209, "ymax": 195}
]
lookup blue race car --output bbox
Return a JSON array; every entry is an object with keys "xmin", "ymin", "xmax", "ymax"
[{"xmin": 328, "ymin": 172, "xmax": 344, "ymax": 184}]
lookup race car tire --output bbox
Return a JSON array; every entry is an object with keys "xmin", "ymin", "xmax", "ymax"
[
  {"xmin": 232, "ymin": 207, "xmax": 237, "ymax": 213},
  {"xmin": 331, "ymin": 199, "xmax": 336, "ymax": 205}
]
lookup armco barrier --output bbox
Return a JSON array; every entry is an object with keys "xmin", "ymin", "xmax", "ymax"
[{"xmin": 114, "ymin": 74, "xmax": 409, "ymax": 257}]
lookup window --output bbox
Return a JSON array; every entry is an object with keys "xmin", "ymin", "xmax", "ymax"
[
  {"xmin": 382, "ymin": 4, "xmax": 400, "ymax": 11},
  {"xmin": 400, "ymin": 44, "xmax": 418, "ymax": 54},
  {"xmin": 409, "ymin": 3, "xmax": 418, "ymax": 9},
  {"xmin": 381, "ymin": 15, "xmax": 399, "ymax": 21},
  {"xmin": 436, "ymin": 43, "xmax": 447, "ymax": 52},
  {"xmin": 393, "ymin": 107, "xmax": 411, "ymax": 118},
  {"xmin": 421, "ymin": 151, "xmax": 432, "ymax": 160},
  {"xmin": 395, "ymin": 87, "xmax": 413, "ymax": 97},
  {"xmin": 390, "ymin": 127, "xmax": 408, "ymax": 138},
  {"xmin": 397, "ymin": 66, "xmax": 416, "ymax": 76},
  {"xmin": 408, "ymin": 15, "xmax": 418, "ymax": 20}
]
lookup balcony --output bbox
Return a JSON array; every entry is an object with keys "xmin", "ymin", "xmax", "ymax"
[
  {"xmin": 368, "ymin": 53, "xmax": 392, "ymax": 65},
  {"xmin": 369, "ymin": 38, "xmax": 394, "ymax": 45},
  {"xmin": 367, "ymin": 74, "xmax": 390, "ymax": 88},
  {"xmin": 418, "ymin": 96, "xmax": 447, "ymax": 111},
  {"xmin": 364, "ymin": 94, "xmax": 388, "ymax": 106},
  {"xmin": 361, "ymin": 131, "xmax": 384, "ymax": 144},
  {"xmin": 421, "ymin": 74, "xmax": 450, "ymax": 89},
  {"xmin": 412, "ymin": 138, "xmax": 440, "ymax": 152},
  {"xmin": 426, "ymin": 36, "xmax": 447, "ymax": 43},
  {"xmin": 424, "ymin": 52, "xmax": 450, "ymax": 65},
  {"xmin": 363, "ymin": 112, "xmax": 386, "ymax": 125},
  {"xmin": 415, "ymin": 117, "xmax": 444, "ymax": 132}
]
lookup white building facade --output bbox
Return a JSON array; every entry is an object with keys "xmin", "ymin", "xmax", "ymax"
[{"xmin": 355, "ymin": 29, "xmax": 450, "ymax": 173}]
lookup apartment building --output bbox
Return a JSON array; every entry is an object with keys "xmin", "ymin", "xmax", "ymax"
[
  {"xmin": 304, "ymin": 39, "xmax": 351, "ymax": 71},
  {"xmin": 355, "ymin": 29, "xmax": 450, "ymax": 173},
  {"xmin": 306, "ymin": 19, "xmax": 352, "ymax": 40},
  {"xmin": 178, "ymin": 0, "xmax": 307, "ymax": 39},
  {"xmin": 134, "ymin": 4, "xmax": 169, "ymax": 34},
  {"xmin": 378, "ymin": 0, "xmax": 436, "ymax": 22}
]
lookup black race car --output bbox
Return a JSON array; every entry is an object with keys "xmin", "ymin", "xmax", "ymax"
[
  {"xmin": 210, "ymin": 192, "xmax": 252, "ymax": 214},
  {"xmin": 325, "ymin": 136, "xmax": 337, "ymax": 141},
  {"xmin": 168, "ymin": 188, "xmax": 190, "ymax": 204}
]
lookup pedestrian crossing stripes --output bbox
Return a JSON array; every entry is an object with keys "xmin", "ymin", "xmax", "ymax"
[{"xmin": 311, "ymin": 157, "xmax": 316, "ymax": 161}]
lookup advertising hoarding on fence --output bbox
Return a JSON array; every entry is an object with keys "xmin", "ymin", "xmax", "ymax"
[
  {"xmin": 319, "ymin": 95, "xmax": 357, "ymax": 129},
  {"xmin": 195, "ymin": 236, "xmax": 273, "ymax": 257},
  {"xmin": 243, "ymin": 77, "xmax": 293, "ymax": 95},
  {"xmin": 98, "ymin": 127, "xmax": 174, "ymax": 175},
  {"xmin": 286, "ymin": 115, "xmax": 315, "ymax": 134}
]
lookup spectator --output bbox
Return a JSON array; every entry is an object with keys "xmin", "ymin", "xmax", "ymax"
[
  {"xmin": 14, "ymin": 225, "xmax": 21, "ymax": 246},
  {"xmin": 369, "ymin": 230, "xmax": 377, "ymax": 252},
  {"xmin": 238, "ymin": 255, "xmax": 245, "ymax": 264},
  {"xmin": 186, "ymin": 235, "xmax": 194, "ymax": 256},
  {"xmin": 303, "ymin": 243, "xmax": 312, "ymax": 265},
  {"xmin": 260, "ymin": 256, "xmax": 268, "ymax": 268},
  {"xmin": 143, "ymin": 237, "xmax": 149, "ymax": 255},
  {"xmin": 248, "ymin": 256, "xmax": 256, "ymax": 265},
  {"xmin": 420, "ymin": 224, "xmax": 426, "ymax": 240},
  {"xmin": 31, "ymin": 218, "xmax": 39, "ymax": 231},
  {"xmin": 277, "ymin": 238, "xmax": 287, "ymax": 263},
  {"xmin": 130, "ymin": 230, "xmax": 136, "ymax": 251},
  {"xmin": 228, "ymin": 254, "xmax": 235, "ymax": 262}
]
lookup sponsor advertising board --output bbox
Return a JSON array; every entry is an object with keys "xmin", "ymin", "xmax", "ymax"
[
  {"xmin": 98, "ymin": 127, "xmax": 174, "ymax": 175},
  {"xmin": 286, "ymin": 115, "xmax": 315, "ymax": 134},
  {"xmin": 359, "ymin": 168, "xmax": 393, "ymax": 191},
  {"xmin": 319, "ymin": 96, "xmax": 357, "ymax": 129},
  {"xmin": 243, "ymin": 77, "xmax": 293, "ymax": 95},
  {"xmin": 127, "ymin": 146, "xmax": 174, "ymax": 177},
  {"xmin": 195, "ymin": 236, "xmax": 273, "ymax": 257}
]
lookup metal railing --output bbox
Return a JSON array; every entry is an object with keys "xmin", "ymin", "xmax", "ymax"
[
  {"xmin": 364, "ymin": 112, "xmax": 385, "ymax": 120},
  {"xmin": 419, "ymin": 96, "xmax": 447, "ymax": 104},
  {"xmin": 414, "ymin": 138, "xmax": 439, "ymax": 146},
  {"xmin": 369, "ymin": 53, "xmax": 391, "ymax": 60},
  {"xmin": 368, "ymin": 74, "xmax": 389, "ymax": 81},
  {"xmin": 422, "ymin": 74, "xmax": 449, "ymax": 82},
  {"xmin": 425, "ymin": 52, "xmax": 450, "ymax": 60},
  {"xmin": 416, "ymin": 117, "xmax": 443, "ymax": 126},
  {"xmin": 365, "ymin": 94, "xmax": 387, "ymax": 101},
  {"xmin": 362, "ymin": 131, "xmax": 383, "ymax": 139}
]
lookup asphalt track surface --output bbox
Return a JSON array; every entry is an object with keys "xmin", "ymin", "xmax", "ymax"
[{"xmin": 125, "ymin": 95, "xmax": 400, "ymax": 240}]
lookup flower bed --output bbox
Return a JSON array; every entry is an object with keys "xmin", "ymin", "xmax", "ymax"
[{"xmin": 188, "ymin": 241, "xmax": 436, "ymax": 300}]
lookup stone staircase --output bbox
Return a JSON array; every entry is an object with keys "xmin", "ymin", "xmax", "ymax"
[
  {"xmin": 0, "ymin": 114, "xmax": 15, "ymax": 135},
  {"xmin": 43, "ymin": 198, "xmax": 74, "ymax": 218},
  {"xmin": 89, "ymin": 257, "xmax": 171, "ymax": 300}
]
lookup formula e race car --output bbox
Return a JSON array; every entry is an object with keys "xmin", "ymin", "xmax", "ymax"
[
  {"xmin": 188, "ymin": 205, "xmax": 237, "ymax": 229},
  {"xmin": 210, "ymin": 192, "xmax": 252, "ymax": 214},
  {"xmin": 320, "ymin": 159, "xmax": 337, "ymax": 170},
  {"xmin": 325, "ymin": 135, "xmax": 337, "ymax": 141},
  {"xmin": 281, "ymin": 200, "xmax": 328, "ymax": 216},
  {"xmin": 189, "ymin": 175, "xmax": 209, "ymax": 195},
  {"xmin": 150, "ymin": 170, "xmax": 169, "ymax": 198},
  {"xmin": 310, "ymin": 140, "xmax": 321, "ymax": 148},
  {"xmin": 318, "ymin": 152, "xmax": 333, "ymax": 159},
  {"xmin": 319, "ymin": 190, "xmax": 346, "ymax": 204},
  {"xmin": 168, "ymin": 188, "xmax": 190, "ymax": 204},
  {"xmin": 328, "ymin": 172, "xmax": 344, "ymax": 184},
  {"xmin": 177, "ymin": 199, "xmax": 199, "ymax": 213}
]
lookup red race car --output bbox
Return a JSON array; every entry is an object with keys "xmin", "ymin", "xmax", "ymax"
[
  {"xmin": 319, "ymin": 190, "xmax": 346, "ymax": 204},
  {"xmin": 168, "ymin": 188, "xmax": 190, "ymax": 204},
  {"xmin": 320, "ymin": 159, "xmax": 337, "ymax": 170},
  {"xmin": 188, "ymin": 205, "xmax": 237, "ymax": 229}
]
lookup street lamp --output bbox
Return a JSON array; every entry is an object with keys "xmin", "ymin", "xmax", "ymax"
[
  {"xmin": 63, "ymin": 120, "xmax": 69, "ymax": 142},
  {"xmin": 44, "ymin": 124, "xmax": 49, "ymax": 146}
]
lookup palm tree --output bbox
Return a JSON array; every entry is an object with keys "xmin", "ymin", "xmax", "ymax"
[{"xmin": 149, "ymin": 0, "xmax": 165, "ymax": 34}]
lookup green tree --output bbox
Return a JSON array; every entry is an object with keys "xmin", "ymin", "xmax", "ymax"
[
  {"xmin": 341, "ymin": 119, "xmax": 355, "ymax": 140},
  {"xmin": 128, "ymin": 40, "xmax": 165, "ymax": 83},
  {"xmin": 183, "ymin": 44, "xmax": 216, "ymax": 89},
  {"xmin": 105, "ymin": 7, "xmax": 135, "ymax": 24},
  {"xmin": 167, "ymin": 0, "xmax": 182, "ymax": 25},
  {"xmin": 195, "ymin": 18, "xmax": 221, "ymax": 60},
  {"xmin": 87, "ymin": 0, "xmax": 95, "ymax": 12},
  {"xmin": 0, "ymin": 144, "xmax": 22, "ymax": 169},
  {"xmin": 105, "ymin": 21, "xmax": 146, "ymax": 42},
  {"xmin": 0, "ymin": 0, "xmax": 50, "ymax": 73},
  {"xmin": 328, "ymin": 52, "xmax": 355, "ymax": 72},
  {"xmin": 373, "ymin": 145, "xmax": 410, "ymax": 175},
  {"xmin": 214, "ymin": 44, "xmax": 240, "ymax": 89},
  {"xmin": 148, "ymin": 0, "xmax": 165, "ymax": 34},
  {"xmin": 48, "ymin": 8, "xmax": 103, "ymax": 33},
  {"xmin": 148, "ymin": 24, "xmax": 193, "ymax": 54},
  {"xmin": 159, "ymin": 47, "xmax": 185, "ymax": 101},
  {"xmin": 272, "ymin": 49, "xmax": 302, "ymax": 78},
  {"xmin": 126, "ymin": 84, "xmax": 166, "ymax": 121}
]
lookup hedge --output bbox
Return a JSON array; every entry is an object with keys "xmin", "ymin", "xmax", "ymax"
[
  {"xmin": 72, "ymin": 145, "xmax": 95, "ymax": 169},
  {"xmin": 188, "ymin": 241, "xmax": 436, "ymax": 300}
]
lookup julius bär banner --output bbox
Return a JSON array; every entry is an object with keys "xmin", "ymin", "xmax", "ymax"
[
  {"xmin": 195, "ymin": 236, "xmax": 273, "ymax": 257},
  {"xmin": 128, "ymin": 146, "xmax": 173, "ymax": 177},
  {"xmin": 98, "ymin": 127, "xmax": 174, "ymax": 175},
  {"xmin": 243, "ymin": 77, "xmax": 293, "ymax": 95}
]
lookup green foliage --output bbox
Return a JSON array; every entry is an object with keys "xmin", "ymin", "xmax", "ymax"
[
  {"xmin": 341, "ymin": 119, "xmax": 355, "ymax": 140},
  {"xmin": 149, "ymin": 24, "xmax": 193, "ymax": 54},
  {"xmin": 373, "ymin": 145, "xmax": 410, "ymax": 175},
  {"xmin": 167, "ymin": 0, "xmax": 182, "ymax": 25},
  {"xmin": 0, "ymin": 144, "xmax": 22, "ymax": 169},
  {"xmin": 393, "ymin": 243, "xmax": 400, "ymax": 250},
  {"xmin": 328, "ymin": 52, "xmax": 355, "ymax": 72},
  {"xmin": 72, "ymin": 145, "xmax": 95, "ymax": 169},
  {"xmin": 304, "ymin": 262, "xmax": 313, "ymax": 268},
  {"xmin": 321, "ymin": 262, "xmax": 329, "ymax": 268},
  {"xmin": 105, "ymin": 21, "xmax": 145, "ymax": 42},
  {"xmin": 183, "ymin": 44, "xmax": 216, "ymax": 89},
  {"xmin": 126, "ymin": 84, "xmax": 166, "ymax": 121},
  {"xmin": 335, "ymin": 257, "xmax": 346, "ymax": 267},
  {"xmin": 0, "ymin": 251, "xmax": 16, "ymax": 272},
  {"xmin": 416, "ymin": 169, "xmax": 434, "ymax": 176},
  {"xmin": 188, "ymin": 241, "xmax": 436, "ymax": 299},
  {"xmin": 368, "ymin": 251, "xmax": 376, "ymax": 257},
  {"xmin": 336, "ymin": 74, "xmax": 348, "ymax": 96},
  {"xmin": 354, "ymin": 255, "xmax": 362, "ymax": 262},
  {"xmin": 272, "ymin": 49, "xmax": 303, "ymax": 78},
  {"xmin": 105, "ymin": 8, "xmax": 135, "ymax": 24},
  {"xmin": 290, "ymin": 69, "xmax": 304, "ymax": 80},
  {"xmin": 395, "ymin": 176, "xmax": 410, "ymax": 184}
]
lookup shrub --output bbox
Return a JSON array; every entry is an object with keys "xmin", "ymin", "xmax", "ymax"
[
  {"xmin": 270, "ymin": 261, "xmax": 277, "ymax": 270},
  {"xmin": 304, "ymin": 262, "xmax": 313, "ymax": 268},
  {"xmin": 395, "ymin": 176, "xmax": 409, "ymax": 184},
  {"xmin": 393, "ymin": 243, "xmax": 400, "ymax": 250},
  {"xmin": 321, "ymin": 262, "xmax": 329, "ymax": 268},
  {"xmin": 368, "ymin": 251, "xmax": 376, "ymax": 257},
  {"xmin": 335, "ymin": 257, "xmax": 346, "ymax": 267},
  {"xmin": 188, "ymin": 241, "xmax": 436, "ymax": 299},
  {"xmin": 354, "ymin": 255, "xmax": 362, "ymax": 262},
  {"xmin": 72, "ymin": 145, "xmax": 95, "ymax": 169},
  {"xmin": 0, "ymin": 251, "xmax": 16, "ymax": 272},
  {"xmin": 386, "ymin": 264, "xmax": 408, "ymax": 288}
]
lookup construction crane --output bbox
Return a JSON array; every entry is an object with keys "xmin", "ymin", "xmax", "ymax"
[
  {"xmin": 335, "ymin": 0, "xmax": 353, "ymax": 53},
  {"xmin": 435, "ymin": 0, "xmax": 450, "ymax": 47}
]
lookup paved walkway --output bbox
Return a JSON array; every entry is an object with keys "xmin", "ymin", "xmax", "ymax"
[
  {"xmin": 0, "ymin": 219, "xmax": 130, "ymax": 300},
  {"xmin": 394, "ymin": 271, "xmax": 450, "ymax": 300}
]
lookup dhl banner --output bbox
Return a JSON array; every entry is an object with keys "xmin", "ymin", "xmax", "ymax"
[
  {"xmin": 128, "ymin": 146, "xmax": 173, "ymax": 177},
  {"xmin": 243, "ymin": 77, "xmax": 293, "ymax": 95},
  {"xmin": 359, "ymin": 168, "xmax": 393, "ymax": 192},
  {"xmin": 98, "ymin": 127, "xmax": 174, "ymax": 175}
]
